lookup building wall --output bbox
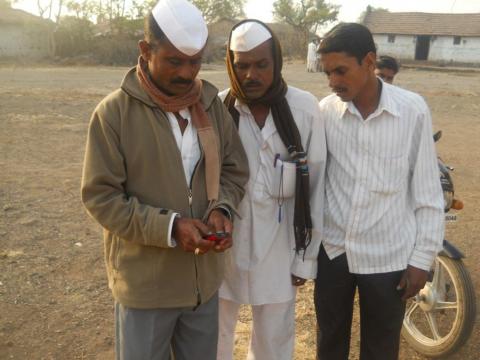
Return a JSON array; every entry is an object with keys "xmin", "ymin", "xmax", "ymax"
[
  {"xmin": 0, "ymin": 24, "xmax": 51, "ymax": 59},
  {"xmin": 373, "ymin": 34, "xmax": 480, "ymax": 64},
  {"xmin": 374, "ymin": 34, "xmax": 416, "ymax": 60},
  {"xmin": 429, "ymin": 36, "xmax": 480, "ymax": 63}
]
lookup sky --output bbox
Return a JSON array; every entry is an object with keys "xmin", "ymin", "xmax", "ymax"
[
  {"xmin": 245, "ymin": 0, "xmax": 480, "ymax": 23},
  {"xmin": 13, "ymin": 0, "xmax": 480, "ymax": 24}
]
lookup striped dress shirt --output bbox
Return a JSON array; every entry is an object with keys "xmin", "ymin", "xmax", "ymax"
[{"xmin": 320, "ymin": 82, "xmax": 444, "ymax": 274}]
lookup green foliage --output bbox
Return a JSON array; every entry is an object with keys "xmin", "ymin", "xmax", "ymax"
[
  {"xmin": 130, "ymin": 0, "xmax": 157, "ymax": 19},
  {"xmin": 192, "ymin": 0, "xmax": 245, "ymax": 23},
  {"xmin": 54, "ymin": 16, "xmax": 95, "ymax": 57},
  {"xmin": 273, "ymin": 0, "xmax": 339, "ymax": 33},
  {"xmin": 48, "ymin": 0, "xmax": 247, "ymax": 65},
  {"xmin": 65, "ymin": 0, "xmax": 99, "ymax": 20}
]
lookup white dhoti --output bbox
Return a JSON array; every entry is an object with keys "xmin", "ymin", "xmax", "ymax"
[{"xmin": 217, "ymin": 298, "xmax": 296, "ymax": 360}]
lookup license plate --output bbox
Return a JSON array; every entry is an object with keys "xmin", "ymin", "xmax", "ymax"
[{"xmin": 445, "ymin": 214, "xmax": 458, "ymax": 222}]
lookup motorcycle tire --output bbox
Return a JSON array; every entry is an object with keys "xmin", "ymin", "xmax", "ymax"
[{"xmin": 401, "ymin": 255, "xmax": 476, "ymax": 358}]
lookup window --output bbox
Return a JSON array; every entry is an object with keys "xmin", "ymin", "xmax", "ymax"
[
  {"xmin": 388, "ymin": 35, "xmax": 396, "ymax": 43},
  {"xmin": 453, "ymin": 36, "xmax": 461, "ymax": 45}
]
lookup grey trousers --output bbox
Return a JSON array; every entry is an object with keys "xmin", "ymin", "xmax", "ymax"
[{"xmin": 115, "ymin": 294, "xmax": 219, "ymax": 360}]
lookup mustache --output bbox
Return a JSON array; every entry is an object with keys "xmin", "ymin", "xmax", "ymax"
[
  {"xmin": 332, "ymin": 86, "xmax": 347, "ymax": 93},
  {"xmin": 243, "ymin": 80, "xmax": 263, "ymax": 88},
  {"xmin": 171, "ymin": 77, "xmax": 193, "ymax": 85}
]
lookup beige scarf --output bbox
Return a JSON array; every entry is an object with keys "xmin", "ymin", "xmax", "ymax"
[{"xmin": 137, "ymin": 56, "xmax": 219, "ymax": 202}]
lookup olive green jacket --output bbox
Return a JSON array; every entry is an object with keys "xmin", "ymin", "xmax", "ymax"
[{"xmin": 81, "ymin": 67, "xmax": 249, "ymax": 309}]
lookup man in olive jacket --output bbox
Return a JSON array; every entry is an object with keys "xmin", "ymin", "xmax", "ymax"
[{"xmin": 80, "ymin": 0, "xmax": 248, "ymax": 359}]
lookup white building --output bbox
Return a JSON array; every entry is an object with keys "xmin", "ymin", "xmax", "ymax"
[
  {"xmin": 362, "ymin": 9, "xmax": 480, "ymax": 65},
  {"xmin": 0, "ymin": 7, "xmax": 54, "ymax": 59}
]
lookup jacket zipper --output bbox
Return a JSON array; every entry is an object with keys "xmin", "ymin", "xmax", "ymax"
[{"xmin": 189, "ymin": 161, "xmax": 202, "ymax": 310}]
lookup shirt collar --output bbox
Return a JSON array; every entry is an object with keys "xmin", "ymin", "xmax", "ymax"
[
  {"xmin": 234, "ymin": 98, "xmax": 250, "ymax": 115},
  {"xmin": 340, "ymin": 80, "xmax": 400, "ymax": 120},
  {"xmin": 233, "ymin": 98, "xmax": 277, "ymax": 140}
]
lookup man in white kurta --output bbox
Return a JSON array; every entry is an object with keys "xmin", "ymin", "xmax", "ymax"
[
  {"xmin": 307, "ymin": 39, "xmax": 318, "ymax": 72},
  {"xmin": 217, "ymin": 20, "xmax": 326, "ymax": 360}
]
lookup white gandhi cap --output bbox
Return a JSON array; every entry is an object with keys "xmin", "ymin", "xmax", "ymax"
[
  {"xmin": 152, "ymin": 0, "xmax": 208, "ymax": 56},
  {"xmin": 230, "ymin": 21, "xmax": 272, "ymax": 52}
]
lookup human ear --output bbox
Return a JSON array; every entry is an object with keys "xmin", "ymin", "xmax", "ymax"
[
  {"xmin": 365, "ymin": 52, "xmax": 377, "ymax": 71},
  {"xmin": 138, "ymin": 40, "xmax": 151, "ymax": 61}
]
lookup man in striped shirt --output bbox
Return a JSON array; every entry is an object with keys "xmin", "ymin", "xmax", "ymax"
[{"xmin": 314, "ymin": 23, "xmax": 444, "ymax": 360}]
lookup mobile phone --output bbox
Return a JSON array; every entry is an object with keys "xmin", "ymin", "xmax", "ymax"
[{"xmin": 203, "ymin": 232, "xmax": 228, "ymax": 242}]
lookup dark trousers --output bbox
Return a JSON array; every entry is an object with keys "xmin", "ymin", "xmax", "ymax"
[{"xmin": 314, "ymin": 245, "xmax": 406, "ymax": 360}]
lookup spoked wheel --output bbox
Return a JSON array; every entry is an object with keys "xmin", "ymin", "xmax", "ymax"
[{"xmin": 401, "ymin": 255, "xmax": 476, "ymax": 358}]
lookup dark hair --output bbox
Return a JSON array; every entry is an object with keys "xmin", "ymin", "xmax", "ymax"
[
  {"xmin": 318, "ymin": 22, "xmax": 376, "ymax": 64},
  {"xmin": 376, "ymin": 55, "xmax": 399, "ymax": 73},
  {"xmin": 144, "ymin": 13, "xmax": 167, "ymax": 44}
]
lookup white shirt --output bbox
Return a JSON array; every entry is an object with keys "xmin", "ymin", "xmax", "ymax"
[
  {"xmin": 320, "ymin": 81, "xmax": 444, "ymax": 274},
  {"xmin": 166, "ymin": 109, "xmax": 200, "ymax": 184},
  {"xmin": 166, "ymin": 108, "xmax": 200, "ymax": 246},
  {"xmin": 219, "ymin": 86, "xmax": 326, "ymax": 305}
]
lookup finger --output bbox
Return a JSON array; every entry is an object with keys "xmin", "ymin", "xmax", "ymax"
[
  {"xmin": 195, "ymin": 238, "xmax": 216, "ymax": 252},
  {"xmin": 211, "ymin": 216, "xmax": 224, "ymax": 233},
  {"xmin": 402, "ymin": 288, "xmax": 416, "ymax": 301},
  {"xmin": 401, "ymin": 281, "xmax": 417, "ymax": 301},
  {"xmin": 214, "ymin": 237, "xmax": 233, "ymax": 252},
  {"xmin": 192, "ymin": 219, "xmax": 211, "ymax": 236},
  {"xmin": 396, "ymin": 273, "xmax": 408, "ymax": 291},
  {"xmin": 206, "ymin": 211, "xmax": 223, "ymax": 231},
  {"xmin": 223, "ymin": 219, "xmax": 233, "ymax": 234}
]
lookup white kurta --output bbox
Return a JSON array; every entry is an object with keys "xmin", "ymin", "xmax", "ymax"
[
  {"xmin": 218, "ymin": 86, "xmax": 326, "ymax": 305},
  {"xmin": 307, "ymin": 42, "xmax": 317, "ymax": 72}
]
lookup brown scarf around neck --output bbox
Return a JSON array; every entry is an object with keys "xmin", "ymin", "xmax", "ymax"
[
  {"xmin": 224, "ymin": 20, "xmax": 313, "ymax": 256},
  {"xmin": 137, "ymin": 56, "xmax": 220, "ymax": 202}
]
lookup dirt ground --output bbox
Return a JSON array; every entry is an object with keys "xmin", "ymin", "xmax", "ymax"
[{"xmin": 1, "ymin": 62, "xmax": 479, "ymax": 360}]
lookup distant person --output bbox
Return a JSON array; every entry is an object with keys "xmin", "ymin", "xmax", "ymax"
[
  {"xmin": 218, "ymin": 20, "xmax": 326, "ymax": 360},
  {"xmin": 316, "ymin": 39, "xmax": 323, "ymax": 72},
  {"xmin": 375, "ymin": 55, "xmax": 399, "ymax": 84},
  {"xmin": 80, "ymin": 0, "xmax": 249, "ymax": 359},
  {"xmin": 315, "ymin": 23, "xmax": 444, "ymax": 360},
  {"xmin": 307, "ymin": 38, "xmax": 318, "ymax": 72}
]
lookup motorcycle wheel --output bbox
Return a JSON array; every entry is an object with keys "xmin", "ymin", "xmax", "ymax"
[{"xmin": 401, "ymin": 255, "xmax": 476, "ymax": 358}]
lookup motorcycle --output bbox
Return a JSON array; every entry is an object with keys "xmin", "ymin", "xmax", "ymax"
[{"xmin": 401, "ymin": 131, "xmax": 476, "ymax": 357}]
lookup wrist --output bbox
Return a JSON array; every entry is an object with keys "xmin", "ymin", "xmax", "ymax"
[{"xmin": 213, "ymin": 206, "xmax": 231, "ymax": 220}]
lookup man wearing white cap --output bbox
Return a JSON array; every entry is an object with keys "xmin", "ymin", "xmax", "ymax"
[
  {"xmin": 217, "ymin": 20, "xmax": 326, "ymax": 360},
  {"xmin": 81, "ymin": 1, "xmax": 249, "ymax": 359}
]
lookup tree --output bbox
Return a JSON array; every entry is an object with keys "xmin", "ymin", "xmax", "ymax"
[
  {"xmin": 35, "ymin": 0, "xmax": 65, "ymax": 23},
  {"xmin": 192, "ymin": 0, "xmax": 245, "ymax": 23},
  {"xmin": 130, "ymin": 0, "xmax": 156, "ymax": 19},
  {"xmin": 273, "ymin": 0, "xmax": 339, "ymax": 46},
  {"xmin": 65, "ymin": 0, "xmax": 98, "ymax": 20}
]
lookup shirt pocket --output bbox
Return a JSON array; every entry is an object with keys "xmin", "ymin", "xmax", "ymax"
[
  {"xmin": 265, "ymin": 158, "xmax": 297, "ymax": 199},
  {"xmin": 368, "ymin": 153, "xmax": 408, "ymax": 195}
]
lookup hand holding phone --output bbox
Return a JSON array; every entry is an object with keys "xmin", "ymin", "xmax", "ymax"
[{"xmin": 203, "ymin": 232, "xmax": 229, "ymax": 243}]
